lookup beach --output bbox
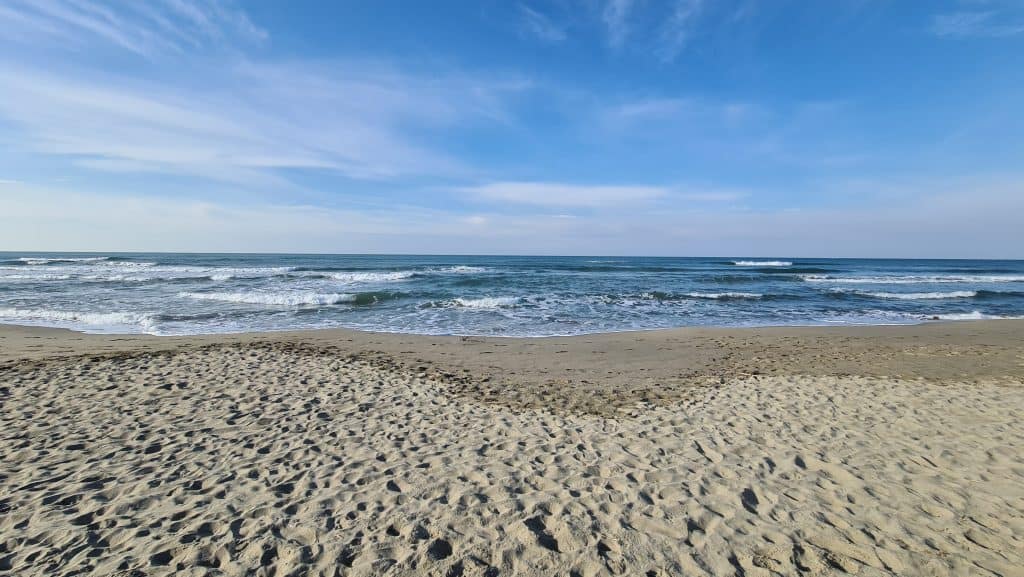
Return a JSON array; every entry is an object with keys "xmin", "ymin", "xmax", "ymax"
[{"xmin": 2, "ymin": 321, "xmax": 1023, "ymax": 576}]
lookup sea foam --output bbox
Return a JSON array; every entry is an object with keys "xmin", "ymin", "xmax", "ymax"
[
  {"xmin": 733, "ymin": 261, "xmax": 792, "ymax": 267},
  {"xmin": 834, "ymin": 289, "xmax": 978, "ymax": 300},
  {"xmin": 0, "ymin": 307, "xmax": 156, "ymax": 329},
  {"xmin": 924, "ymin": 311, "xmax": 1021, "ymax": 321},
  {"xmin": 437, "ymin": 266, "xmax": 488, "ymax": 274},
  {"xmin": 684, "ymin": 292, "xmax": 764, "ymax": 300},
  {"xmin": 805, "ymin": 275, "xmax": 1024, "ymax": 284},
  {"xmin": 4, "ymin": 254, "xmax": 1024, "ymax": 336},
  {"xmin": 0, "ymin": 273, "xmax": 73, "ymax": 281},
  {"xmin": 17, "ymin": 256, "xmax": 111, "ymax": 265},
  {"xmin": 328, "ymin": 271, "xmax": 416, "ymax": 283},
  {"xmin": 179, "ymin": 291, "xmax": 355, "ymax": 306},
  {"xmin": 452, "ymin": 296, "xmax": 518, "ymax": 309}
]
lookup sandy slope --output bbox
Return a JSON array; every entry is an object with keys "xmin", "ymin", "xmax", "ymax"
[{"xmin": 2, "ymin": 333, "xmax": 1022, "ymax": 576}]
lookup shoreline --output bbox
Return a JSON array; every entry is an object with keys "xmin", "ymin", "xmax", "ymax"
[
  {"xmin": 5, "ymin": 316, "xmax": 1023, "ymax": 341},
  {"xmin": 4, "ymin": 319, "xmax": 1022, "ymax": 415},
  {"xmin": 0, "ymin": 314, "xmax": 1014, "ymax": 338}
]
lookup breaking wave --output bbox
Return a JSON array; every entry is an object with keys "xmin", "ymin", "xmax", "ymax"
[
  {"xmin": 0, "ymin": 307, "xmax": 156, "ymax": 329},
  {"xmin": 804, "ymin": 275, "xmax": 1024, "ymax": 284},
  {"xmin": 179, "ymin": 291, "xmax": 356, "ymax": 306},
  {"xmin": 328, "ymin": 271, "xmax": 416, "ymax": 283},
  {"xmin": 683, "ymin": 292, "xmax": 764, "ymax": 300},
  {"xmin": 831, "ymin": 289, "xmax": 978, "ymax": 300},
  {"xmin": 733, "ymin": 261, "xmax": 792, "ymax": 267},
  {"xmin": 920, "ymin": 311, "xmax": 1024, "ymax": 321},
  {"xmin": 433, "ymin": 296, "xmax": 519, "ymax": 309}
]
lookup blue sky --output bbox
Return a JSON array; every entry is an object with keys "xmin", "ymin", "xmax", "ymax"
[{"xmin": 0, "ymin": 0, "xmax": 1022, "ymax": 256}]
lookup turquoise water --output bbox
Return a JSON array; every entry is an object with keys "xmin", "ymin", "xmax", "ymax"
[{"xmin": 1, "ymin": 253, "xmax": 1022, "ymax": 335}]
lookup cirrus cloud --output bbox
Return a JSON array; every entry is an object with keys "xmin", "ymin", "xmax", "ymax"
[{"xmin": 465, "ymin": 181, "xmax": 667, "ymax": 207}]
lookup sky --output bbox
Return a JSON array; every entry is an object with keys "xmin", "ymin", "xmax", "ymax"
[{"xmin": 0, "ymin": 0, "xmax": 1022, "ymax": 257}]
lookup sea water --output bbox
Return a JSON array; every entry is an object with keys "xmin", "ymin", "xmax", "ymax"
[{"xmin": 1, "ymin": 253, "xmax": 1022, "ymax": 336}]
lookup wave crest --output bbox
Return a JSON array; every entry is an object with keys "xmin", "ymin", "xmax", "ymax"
[
  {"xmin": 0, "ymin": 307, "xmax": 156, "ymax": 329},
  {"xmin": 805, "ymin": 274, "xmax": 1024, "ymax": 284},
  {"xmin": 922, "ymin": 311, "xmax": 1023, "ymax": 321},
  {"xmin": 179, "ymin": 291, "xmax": 355, "ymax": 306},
  {"xmin": 17, "ymin": 256, "xmax": 111, "ymax": 265},
  {"xmin": 832, "ymin": 289, "xmax": 978, "ymax": 300},
  {"xmin": 328, "ymin": 271, "xmax": 415, "ymax": 283},
  {"xmin": 684, "ymin": 292, "xmax": 764, "ymax": 300},
  {"xmin": 436, "ymin": 266, "xmax": 488, "ymax": 274},
  {"xmin": 449, "ymin": 296, "xmax": 518, "ymax": 309},
  {"xmin": 733, "ymin": 260, "xmax": 792, "ymax": 267}
]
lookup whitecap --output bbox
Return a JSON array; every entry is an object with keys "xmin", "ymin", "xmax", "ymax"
[
  {"xmin": 684, "ymin": 292, "xmax": 763, "ymax": 300},
  {"xmin": 452, "ymin": 296, "xmax": 518, "ymax": 309},
  {"xmin": 79, "ymin": 266, "xmax": 291, "ymax": 282},
  {"xmin": 804, "ymin": 274, "xmax": 1024, "ymax": 284},
  {"xmin": 328, "ymin": 271, "xmax": 416, "ymax": 283},
  {"xmin": 832, "ymin": 289, "xmax": 978, "ymax": 300},
  {"xmin": 733, "ymin": 260, "xmax": 792, "ymax": 267},
  {"xmin": 923, "ymin": 311, "xmax": 1021, "ymax": 321},
  {"xmin": 17, "ymin": 256, "xmax": 111, "ymax": 265},
  {"xmin": 436, "ymin": 266, "xmax": 488, "ymax": 274},
  {"xmin": 0, "ymin": 307, "xmax": 156, "ymax": 329},
  {"xmin": 178, "ymin": 291, "xmax": 355, "ymax": 306},
  {"xmin": 0, "ymin": 273, "xmax": 73, "ymax": 281}
]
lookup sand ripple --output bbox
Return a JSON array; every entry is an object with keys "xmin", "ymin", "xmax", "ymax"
[{"xmin": 1, "ymin": 343, "xmax": 1023, "ymax": 576}]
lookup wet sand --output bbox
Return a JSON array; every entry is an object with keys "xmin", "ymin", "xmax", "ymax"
[{"xmin": 1, "ymin": 321, "xmax": 1022, "ymax": 576}]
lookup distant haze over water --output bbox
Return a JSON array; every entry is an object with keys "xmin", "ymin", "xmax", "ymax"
[{"xmin": 1, "ymin": 253, "xmax": 1022, "ymax": 336}]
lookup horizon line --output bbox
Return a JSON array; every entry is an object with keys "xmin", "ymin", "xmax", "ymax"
[{"xmin": 1, "ymin": 250, "xmax": 1022, "ymax": 262}]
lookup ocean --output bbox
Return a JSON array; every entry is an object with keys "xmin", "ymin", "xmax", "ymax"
[{"xmin": 1, "ymin": 253, "xmax": 1022, "ymax": 336}]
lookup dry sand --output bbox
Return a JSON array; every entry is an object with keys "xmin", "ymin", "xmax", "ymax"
[{"xmin": 1, "ymin": 321, "xmax": 1023, "ymax": 576}]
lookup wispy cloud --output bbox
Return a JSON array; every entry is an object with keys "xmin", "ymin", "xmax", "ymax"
[
  {"xmin": 0, "ymin": 182, "xmax": 597, "ymax": 253},
  {"xmin": 599, "ymin": 0, "xmax": 710, "ymax": 61},
  {"xmin": 930, "ymin": 11, "xmax": 1024, "ymax": 38},
  {"xmin": 657, "ymin": 0, "xmax": 704, "ymax": 62},
  {"xmin": 600, "ymin": 96, "xmax": 758, "ymax": 132},
  {"xmin": 602, "ymin": 0, "xmax": 635, "ymax": 48},
  {"xmin": 464, "ymin": 181, "xmax": 744, "ymax": 208},
  {"xmin": 676, "ymin": 188, "xmax": 746, "ymax": 202},
  {"xmin": 5, "ymin": 176, "xmax": 1020, "ymax": 257},
  {"xmin": 519, "ymin": 4, "xmax": 566, "ymax": 43},
  {"xmin": 0, "ymin": 61, "xmax": 527, "ymax": 185},
  {"xmin": 0, "ymin": 0, "xmax": 266, "ymax": 57},
  {"xmin": 465, "ymin": 181, "xmax": 667, "ymax": 207},
  {"xmin": 612, "ymin": 97, "xmax": 692, "ymax": 119}
]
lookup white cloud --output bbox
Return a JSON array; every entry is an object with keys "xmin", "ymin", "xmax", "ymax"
[
  {"xmin": 2, "ymin": 177, "xmax": 1020, "ymax": 257},
  {"xmin": 676, "ymin": 189, "xmax": 746, "ymax": 202},
  {"xmin": 464, "ymin": 181, "xmax": 746, "ymax": 209},
  {"xmin": 931, "ymin": 11, "xmax": 1024, "ymax": 38},
  {"xmin": 519, "ymin": 4, "xmax": 566, "ymax": 42},
  {"xmin": 599, "ymin": 0, "xmax": 707, "ymax": 60},
  {"xmin": 0, "ymin": 61, "xmax": 526, "ymax": 185},
  {"xmin": 0, "ymin": 0, "xmax": 266, "ymax": 57},
  {"xmin": 657, "ymin": 0, "xmax": 704, "ymax": 62},
  {"xmin": 465, "ymin": 181, "xmax": 667, "ymax": 207},
  {"xmin": 2, "ymin": 2, "xmax": 528, "ymax": 188},
  {"xmin": 660, "ymin": 177, "xmax": 1024, "ymax": 258},
  {"xmin": 602, "ymin": 0, "xmax": 634, "ymax": 48},
  {"xmin": 614, "ymin": 97, "xmax": 692, "ymax": 119},
  {"xmin": 4, "ymin": 176, "xmax": 1019, "ymax": 257},
  {"xmin": 0, "ymin": 183, "xmax": 585, "ymax": 253},
  {"xmin": 602, "ymin": 96, "xmax": 760, "ymax": 128}
]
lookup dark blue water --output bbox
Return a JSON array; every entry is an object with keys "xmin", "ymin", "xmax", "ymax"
[{"xmin": 1, "ymin": 253, "xmax": 1022, "ymax": 335}]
